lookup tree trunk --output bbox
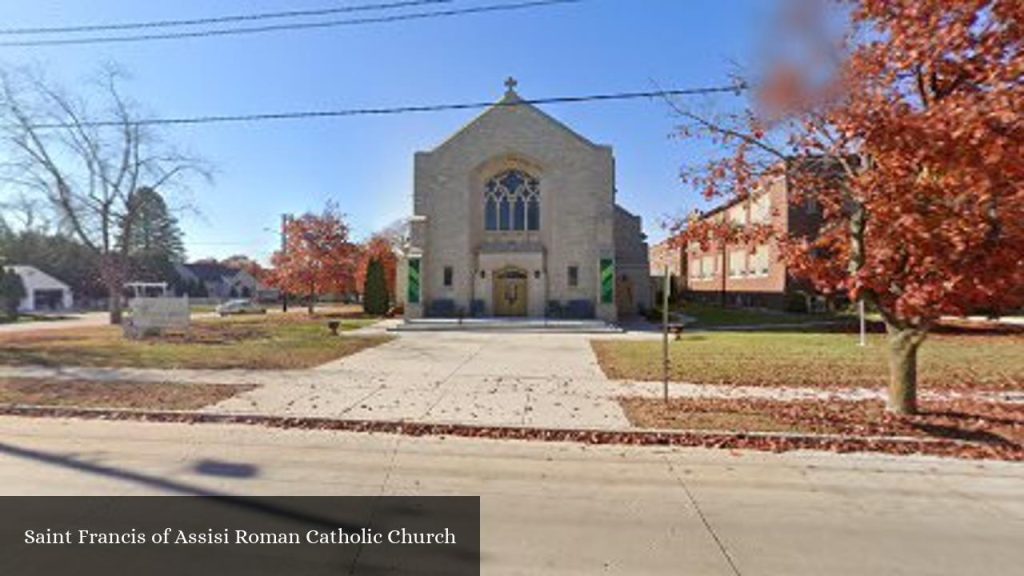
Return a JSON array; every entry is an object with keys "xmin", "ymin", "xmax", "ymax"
[
  {"xmin": 307, "ymin": 292, "xmax": 315, "ymax": 315},
  {"xmin": 107, "ymin": 280, "xmax": 123, "ymax": 325},
  {"xmin": 101, "ymin": 256, "xmax": 125, "ymax": 326},
  {"xmin": 886, "ymin": 325, "xmax": 926, "ymax": 415}
]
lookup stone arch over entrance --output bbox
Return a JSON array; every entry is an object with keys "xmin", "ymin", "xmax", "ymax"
[{"xmin": 493, "ymin": 266, "xmax": 529, "ymax": 317}]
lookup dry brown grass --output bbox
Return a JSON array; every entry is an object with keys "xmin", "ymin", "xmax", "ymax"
[
  {"xmin": 0, "ymin": 377, "xmax": 255, "ymax": 410},
  {"xmin": 593, "ymin": 331, "xmax": 1024, "ymax": 391},
  {"xmin": 0, "ymin": 315, "xmax": 390, "ymax": 369}
]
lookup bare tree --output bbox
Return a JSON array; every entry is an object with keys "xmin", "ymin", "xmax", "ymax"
[
  {"xmin": 0, "ymin": 193, "xmax": 51, "ymax": 232},
  {"xmin": 0, "ymin": 66, "xmax": 208, "ymax": 324}
]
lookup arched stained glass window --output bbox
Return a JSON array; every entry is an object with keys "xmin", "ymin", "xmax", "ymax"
[
  {"xmin": 485, "ymin": 197, "xmax": 498, "ymax": 230},
  {"xmin": 512, "ymin": 197, "xmax": 525, "ymax": 230},
  {"xmin": 499, "ymin": 196, "xmax": 511, "ymax": 230},
  {"xmin": 484, "ymin": 169, "xmax": 540, "ymax": 232},
  {"xmin": 526, "ymin": 197, "xmax": 540, "ymax": 230}
]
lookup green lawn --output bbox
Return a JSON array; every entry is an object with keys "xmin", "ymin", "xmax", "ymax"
[
  {"xmin": 0, "ymin": 314, "xmax": 72, "ymax": 325},
  {"xmin": 0, "ymin": 315, "xmax": 390, "ymax": 370},
  {"xmin": 675, "ymin": 302, "xmax": 850, "ymax": 327},
  {"xmin": 0, "ymin": 316, "xmax": 32, "ymax": 325},
  {"xmin": 592, "ymin": 331, "xmax": 1024, "ymax": 391}
]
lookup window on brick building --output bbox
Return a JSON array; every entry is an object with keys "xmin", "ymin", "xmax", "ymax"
[
  {"xmin": 752, "ymin": 194, "xmax": 771, "ymax": 223},
  {"xmin": 729, "ymin": 250, "xmax": 747, "ymax": 278},
  {"xmin": 752, "ymin": 245, "xmax": 770, "ymax": 277},
  {"xmin": 700, "ymin": 256, "xmax": 715, "ymax": 279},
  {"xmin": 805, "ymin": 197, "xmax": 820, "ymax": 214}
]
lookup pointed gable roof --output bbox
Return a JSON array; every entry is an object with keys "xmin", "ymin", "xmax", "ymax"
[{"xmin": 427, "ymin": 81, "xmax": 605, "ymax": 154}]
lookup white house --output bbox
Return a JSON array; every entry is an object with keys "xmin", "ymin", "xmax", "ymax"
[
  {"xmin": 3, "ymin": 265, "xmax": 74, "ymax": 312},
  {"xmin": 173, "ymin": 262, "xmax": 278, "ymax": 301}
]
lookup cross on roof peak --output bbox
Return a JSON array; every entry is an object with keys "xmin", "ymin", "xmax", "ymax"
[{"xmin": 504, "ymin": 76, "xmax": 518, "ymax": 92}]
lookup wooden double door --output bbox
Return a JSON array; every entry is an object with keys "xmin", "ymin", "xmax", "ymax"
[{"xmin": 493, "ymin": 268, "xmax": 528, "ymax": 316}]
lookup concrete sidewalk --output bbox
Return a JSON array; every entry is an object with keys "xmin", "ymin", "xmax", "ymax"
[{"xmin": 0, "ymin": 416, "xmax": 1021, "ymax": 575}]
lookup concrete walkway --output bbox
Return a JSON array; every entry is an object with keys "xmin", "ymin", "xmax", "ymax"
[
  {"xmin": 218, "ymin": 330, "xmax": 632, "ymax": 429},
  {"xmin": 0, "ymin": 312, "xmax": 110, "ymax": 334},
  {"xmin": 1, "ymin": 416, "xmax": 1021, "ymax": 575}
]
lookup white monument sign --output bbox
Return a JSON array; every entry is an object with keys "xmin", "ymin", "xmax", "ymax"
[{"xmin": 125, "ymin": 297, "xmax": 190, "ymax": 338}]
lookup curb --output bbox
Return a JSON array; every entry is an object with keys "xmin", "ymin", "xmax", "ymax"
[{"xmin": 0, "ymin": 404, "xmax": 1019, "ymax": 462}]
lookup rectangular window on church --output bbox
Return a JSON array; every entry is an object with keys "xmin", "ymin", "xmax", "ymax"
[
  {"xmin": 443, "ymin": 266, "xmax": 453, "ymax": 287},
  {"xmin": 568, "ymin": 266, "xmax": 579, "ymax": 288}
]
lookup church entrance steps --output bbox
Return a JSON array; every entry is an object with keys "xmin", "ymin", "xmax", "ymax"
[{"xmin": 391, "ymin": 318, "xmax": 622, "ymax": 333}]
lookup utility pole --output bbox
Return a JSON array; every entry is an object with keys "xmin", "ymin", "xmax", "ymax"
[
  {"xmin": 662, "ymin": 265, "xmax": 670, "ymax": 404},
  {"xmin": 719, "ymin": 242, "xmax": 728, "ymax": 308},
  {"xmin": 281, "ymin": 213, "xmax": 291, "ymax": 313}
]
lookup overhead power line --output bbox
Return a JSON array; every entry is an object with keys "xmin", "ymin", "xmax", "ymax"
[
  {"xmin": 25, "ymin": 84, "xmax": 749, "ymax": 130},
  {"xmin": 0, "ymin": 0, "xmax": 454, "ymax": 36},
  {"xmin": 0, "ymin": 0, "xmax": 584, "ymax": 47}
]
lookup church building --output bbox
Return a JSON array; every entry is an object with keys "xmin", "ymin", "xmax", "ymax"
[{"xmin": 402, "ymin": 79, "xmax": 651, "ymax": 322}]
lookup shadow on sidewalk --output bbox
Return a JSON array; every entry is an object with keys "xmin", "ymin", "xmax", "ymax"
[{"xmin": 0, "ymin": 441, "xmax": 368, "ymax": 532}]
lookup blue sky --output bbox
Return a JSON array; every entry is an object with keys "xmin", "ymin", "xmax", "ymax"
[{"xmin": 2, "ymin": 0, "xmax": 775, "ymax": 263}]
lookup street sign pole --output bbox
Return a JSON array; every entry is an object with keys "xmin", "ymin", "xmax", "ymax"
[
  {"xmin": 662, "ymin": 265, "xmax": 670, "ymax": 404},
  {"xmin": 281, "ymin": 213, "xmax": 290, "ymax": 313}
]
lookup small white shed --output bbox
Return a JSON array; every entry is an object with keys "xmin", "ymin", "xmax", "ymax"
[{"xmin": 4, "ymin": 265, "xmax": 74, "ymax": 312}]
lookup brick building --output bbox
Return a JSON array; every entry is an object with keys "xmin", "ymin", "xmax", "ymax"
[
  {"xmin": 648, "ymin": 237, "xmax": 685, "ymax": 302},
  {"xmin": 681, "ymin": 165, "xmax": 827, "ymax": 311}
]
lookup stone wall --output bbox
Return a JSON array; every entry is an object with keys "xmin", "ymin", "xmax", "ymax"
[{"xmin": 613, "ymin": 205, "xmax": 652, "ymax": 316}]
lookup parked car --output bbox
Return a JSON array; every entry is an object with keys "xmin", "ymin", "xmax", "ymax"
[{"xmin": 215, "ymin": 299, "xmax": 267, "ymax": 316}]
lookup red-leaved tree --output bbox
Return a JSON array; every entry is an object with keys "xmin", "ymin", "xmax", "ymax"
[
  {"xmin": 673, "ymin": 0, "xmax": 1023, "ymax": 414},
  {"xmin": 269, "ymin": 203, "xmax": 359, "ymax": 314}
]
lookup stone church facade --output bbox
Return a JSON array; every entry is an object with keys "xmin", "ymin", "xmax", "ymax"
[{"xmin": 402, "ymin": 80, "xmax": 650, "ymax": 322}]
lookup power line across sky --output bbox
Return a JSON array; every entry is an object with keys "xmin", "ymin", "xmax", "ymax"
[
  {"xmin": 0, "ymin": 0, "xmax": 455, "ymax": 36},
  {"xmin": 26, "ymin": 84, "xmax": 748, "ymax": 129},
  {"xmin": 0, "ymin": 0, "xmax": 585, "ymax": 47}
]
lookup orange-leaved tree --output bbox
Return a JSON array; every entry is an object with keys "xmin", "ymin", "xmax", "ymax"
[
  {"xmin": 672, "ymin": 0, "xmax": 1023, "ymax": 414},
  {"xmin": 269, "ymin": 203, "xmax": 359, "ymax": 314}
]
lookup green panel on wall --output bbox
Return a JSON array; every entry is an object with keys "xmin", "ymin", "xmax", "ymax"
[
  {"xmin": 600, "ymin": 258, "xmax": 614, "ymax": 304},
  {"xmin": 407, "ymin": 259, "xmax": 421, "ymax": 304}
]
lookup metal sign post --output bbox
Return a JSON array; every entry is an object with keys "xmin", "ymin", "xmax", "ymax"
[{"xmin": 662, "ymin": 265, "xmax": 670, "ymax": 404}]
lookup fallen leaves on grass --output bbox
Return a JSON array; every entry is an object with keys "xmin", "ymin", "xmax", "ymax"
[
  {"xmin": 0, "ymin": 378, "xmax": 256, "ymax": 410},
  {"xmin": 620, "ymin": 396, "xmax": 1022, "ymax": 457}
]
